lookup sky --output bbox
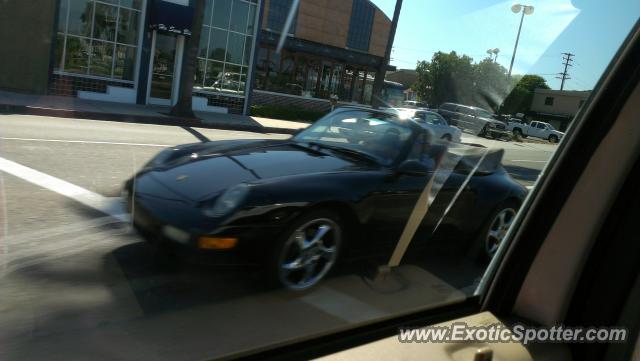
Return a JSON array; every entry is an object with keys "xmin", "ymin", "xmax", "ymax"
[{"xmin": 370, "ymin": 0, "xmax": 639, "ymax": 91}]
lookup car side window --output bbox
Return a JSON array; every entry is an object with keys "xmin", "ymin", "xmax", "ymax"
[
  {"xmin": 424, "ymin": 113, "xmax": 446, "ymax": 125},
  {"xmin": 537, "ymin": 123, "xmax": 546, "ymax": 129}
]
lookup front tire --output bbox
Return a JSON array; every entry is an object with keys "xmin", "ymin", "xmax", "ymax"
[
  {"xmin": 441, "ymin": 134, "xmax": 452, "ymax": 142},
  {"xmin": 549, "ymin": 134, "xmax": 559, "ymax": 143},
  {"xmin": 268, "ymin": 210, "xmax": 342, "ymax": 290}
]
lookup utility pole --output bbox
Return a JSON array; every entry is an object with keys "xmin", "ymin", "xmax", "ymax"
[
  {"xmin": 556, "ymin": 52, "xmax": 574, "ymax": 91},
  {"xmin": 371, "ymin": 0, "xmax": 403, "ymax": 109}
]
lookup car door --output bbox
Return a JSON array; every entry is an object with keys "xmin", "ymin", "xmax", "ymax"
[
  {"xmin": 534, "ymin": 121, "xmax": 548, "ymax": 138},
  {"xmin": 367, "ymin": 131, "xmax": 435, "ymax": 251},
  {"xmin": 528, "ymin": 121, "xmax": 539, "ymax": 137}
]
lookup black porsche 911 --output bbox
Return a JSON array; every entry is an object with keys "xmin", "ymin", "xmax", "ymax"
[{"xmin": 124, "ymin": 106, "xmax": 527, "ymax": 290}]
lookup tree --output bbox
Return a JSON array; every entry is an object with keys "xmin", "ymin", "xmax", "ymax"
[
  {"xmin": 472, "ymin": 59, "xmax": 509, "ymax": 112},
  {"xmin": 415, "ymin": 51, "xmax": 475, "ymax": 107},
  {"xmin": 501, "ymin": 74, "xmax": 550, "ymax": 115},
  {"xmin": 170, "ymin": 0, "xmax": 206, "ymax": 118}
]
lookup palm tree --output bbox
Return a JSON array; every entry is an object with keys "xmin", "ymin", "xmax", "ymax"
[{"xmin": 170, "ymin": 0, "xmax": 206, "ymax": 118}]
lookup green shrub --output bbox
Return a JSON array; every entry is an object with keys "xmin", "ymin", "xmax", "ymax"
[{"xmin": 250, "ymin": 104, "xmax": 326, "ymax": 123}]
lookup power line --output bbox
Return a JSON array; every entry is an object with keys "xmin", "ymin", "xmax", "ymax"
[{"xmin": 556, "ymin": 52, "xmax": 574, "ymax": 91}]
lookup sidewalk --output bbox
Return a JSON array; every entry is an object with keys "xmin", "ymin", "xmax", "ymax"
[{"xmin": 0, "ymin": 90, "xmax": 309, "ymax": 134}]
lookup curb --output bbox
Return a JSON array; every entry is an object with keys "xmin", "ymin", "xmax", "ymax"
[{"xmin": 0, "ymin": 103, "xmax": 299, "ymax": 135}]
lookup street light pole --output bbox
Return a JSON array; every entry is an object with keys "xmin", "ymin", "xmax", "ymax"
[{"xmin": 507, "ymin": 4, "xmax": 533, "ymax": 78}]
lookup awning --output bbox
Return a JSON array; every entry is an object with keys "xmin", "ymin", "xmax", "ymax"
[{"xmin": 149, "ymin": 0, "xmax": 194, "ymax": 36}]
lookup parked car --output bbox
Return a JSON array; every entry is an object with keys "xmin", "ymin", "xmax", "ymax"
[
  {"xmin": 403, "ymin": 100, "xmax": 429, "ymax": 109},
  {"xmin": 124, "ymin": 106, "xmax": 526, "ymax": 290},
  {"xmin": 507, "ymin": 120, "xmax": 565, "ymax": 143},
  {"xmin": 392, "ymin": 107, "xmax": 462, "ymax": 142},
  {"xmin": 437, "ymin": 103, "xmax": 510, "ymax": 139}
]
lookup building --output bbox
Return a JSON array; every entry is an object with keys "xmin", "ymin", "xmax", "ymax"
[
  {"xmin": 0, "ymin": 0, "xmax": 393, "ymax": 115},
  {"xmin": 385, "ymin": 69, "xmax": 418, "ymax": 101},
  {"xmin": 529, "ymin": 88, "xmax": 591, "ymax": 131},
  {"xmin": 251, "ymin": 0, "xmax": 392, "ymax": 111}
]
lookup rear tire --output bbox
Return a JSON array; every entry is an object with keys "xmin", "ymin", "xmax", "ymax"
[
  {"xmin": 478, "ymin": 125, "xmax": 488, "ymax": 137},
  {"xmin": 267, "ymin": 209, "xmax": 343, "ymax": 291},
  {"xmin": 471, "ymin": 200, "xmax": 520, "ymax": 262},
  {"xmin": 513, "ymin": 129, "xmax": 523, "ymax": 137}
]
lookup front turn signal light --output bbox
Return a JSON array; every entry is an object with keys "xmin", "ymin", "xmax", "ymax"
[{"xmin": 197, "ymin": 236, "xmax": 238, "ymax": 250}]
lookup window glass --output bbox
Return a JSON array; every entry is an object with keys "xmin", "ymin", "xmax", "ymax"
[
  {"xmin": 63, "ymin": 36, "xmax": 90, "ymax": 74},
  {"xmin": 67, "ymin": 0, "xmax": 93, "ymax": 37},
  {"xmin": 56, "ymin": 0, "xmax": 141, "ymax": 81},
  {"xmin": 204, "ymin": 60, "xmax": 224, "ymax": 89},
  {"xmin": 93, "ymin": 3, "xmax": 117, "ymax": 41},
  {"xmin": 230, "ymin": 0, "xmax": 249, "ymax": 33},
  {"xmin": 89, "ymin": 40, "xmax": 114, "ymax": 77},
  {"xmin": 117, "ymin": 7, "xmax": 139, "ymax": 45},
  {"xmin": 212, "ymin": 0, "xmax": 232, "ymax": 29},
  {"xmin": 346, "ymin": 0, "xmax": 374, "ymax": 51},
  {"xmin": 294, "ymin": 111, "xmax": 412, "ymax": 165},
  {"xmin": 119, "ymin": 0, "xmax": 143, "ymax": 9},
  {"xmin": 208, "ymin": 28, "xmax": 228, "ymax": 61},
  {"xmin": 226, "ymin": 32, "xmax": 245, "ymax": 64},
  {"xmin": 3, "ymin": 1, "xmax": 640, "ymax": 360},
  {"xmin": 196, "ymin": 1, "xmax": 257, "ymax": 94}
]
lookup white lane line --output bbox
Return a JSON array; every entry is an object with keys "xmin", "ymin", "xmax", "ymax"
[
  {"xmin": 0, "ymin": 157, "xmax": 129, "ymax": 222},
  {"xmin": 301, "ymin": 286, "xmax": 386, "ymax": 323},
  {"xmin": 0, "ymin": 137, "xmax": 170, "ymax": 147},
  {"xmin": 510, "ymin": 159, "xmax": 549, "ymax": 163}
]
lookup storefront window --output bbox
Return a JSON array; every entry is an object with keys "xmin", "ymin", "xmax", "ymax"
[
  {"xmin": 363, "ymin": 71, "xmax": 374, "ymax": 105},
  {"xmin": 255, "ymin": 47, "xmax": 268, "ymax": 90},
  {"xmin": 56, "ymin": 0, "xmax": 141, "ymax": 81},
  {"xmin": 197, "ymin": 0, "xmax": 258, "ymax": 94}
]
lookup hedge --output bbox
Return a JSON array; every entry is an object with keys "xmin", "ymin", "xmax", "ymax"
[{"xmin": 250, "ymin": 104, "xmax": 326, "ymax": 123}]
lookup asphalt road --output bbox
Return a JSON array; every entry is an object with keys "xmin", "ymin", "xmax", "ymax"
[{"xmin": 0, "ymin": 114, "xmax": 555, "ymax": 360}]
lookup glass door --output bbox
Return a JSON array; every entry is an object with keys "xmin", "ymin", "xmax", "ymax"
[{"xmin": 148, "ymin": 32, "xmax": 180, "ymax": 105}]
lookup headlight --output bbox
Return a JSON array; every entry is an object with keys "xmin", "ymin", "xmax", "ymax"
[{"xmin": 203, "ymin": 183, "xmax": 250, "ymax": 217}]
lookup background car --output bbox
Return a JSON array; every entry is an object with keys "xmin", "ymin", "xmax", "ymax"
[
  {"xmin": 437, "ymin": 102, "xmax": 510, "ymax": 139},
  {"xmin": 125, "ymin": 106, "xmax": 526, "ymax": 291},
  {"xmin": 392, "ymin": 107, "xmax": 462, "ymax": 142},
  {"xmin": 507, "ymin": 120, "xmax": 565, "ymax": 143}
]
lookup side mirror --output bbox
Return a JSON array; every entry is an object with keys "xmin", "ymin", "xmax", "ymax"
[{"xmin": 397, "ymin": 159, "xmax": 430, "ymax": 176}]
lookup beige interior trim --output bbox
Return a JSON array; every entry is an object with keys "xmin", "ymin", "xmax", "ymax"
[
  {"xmin": 513, "ymin": 79, "xmax": 640, "ymax": 326},
  {"xmin": 317, "ymin": 312, "xmax": 533, "ymax": 361}
]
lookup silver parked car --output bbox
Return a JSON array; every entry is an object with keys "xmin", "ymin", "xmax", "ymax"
[
  {"xmin": 394, "ymin": 108, "xmax": 462, "ymax": 142},
  {"xmin": 437, "ymin": 103, "xmax": 510, "ymax": 139}
]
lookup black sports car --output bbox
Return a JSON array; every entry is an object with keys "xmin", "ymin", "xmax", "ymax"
[{"xmin": 124, "ymin": 106, "xmax": 527, "ymax": 290}]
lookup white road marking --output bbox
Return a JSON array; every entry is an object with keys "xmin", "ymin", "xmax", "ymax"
[
  {"xmin": 0, "ymin": 137, "xmax": 170, "ymax": 148},
  {"xmin": 0, "ymin": 157, "xmax": 128, "ymax": 222},
  {"xmin": 527, "ymin": 186, "xmax": 534, "ymax": 190}
]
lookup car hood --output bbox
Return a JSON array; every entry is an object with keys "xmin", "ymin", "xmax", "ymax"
[{"xmin": 139, "ymin": 139, "xmax": 368, "ymax": 201}]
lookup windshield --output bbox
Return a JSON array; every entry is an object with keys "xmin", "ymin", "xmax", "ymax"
[
  {"xmin": 476, "ymin": 109, "xmax": 495, "ymax": 119},
  {"xmin": 293, "ymin": 111, "xmax": 413, "ymax": 165}
]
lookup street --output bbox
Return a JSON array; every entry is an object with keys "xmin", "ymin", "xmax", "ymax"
[{"xmin": 0, "ymin": 114, "xmax": 555, "ymax": 360}]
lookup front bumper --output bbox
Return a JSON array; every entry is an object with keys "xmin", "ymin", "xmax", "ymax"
[{"xmin": 127, "ymin": 193, "xmax": 283, "ymax": 262}]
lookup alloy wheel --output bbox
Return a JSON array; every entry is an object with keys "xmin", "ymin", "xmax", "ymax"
[
  {"xmin": 278, "ymin": 218, "xmax": 341, "ymax": 290},
  {"xmin": 485, "ymin": 208, "xmax": 517, "ymax": 258}
]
